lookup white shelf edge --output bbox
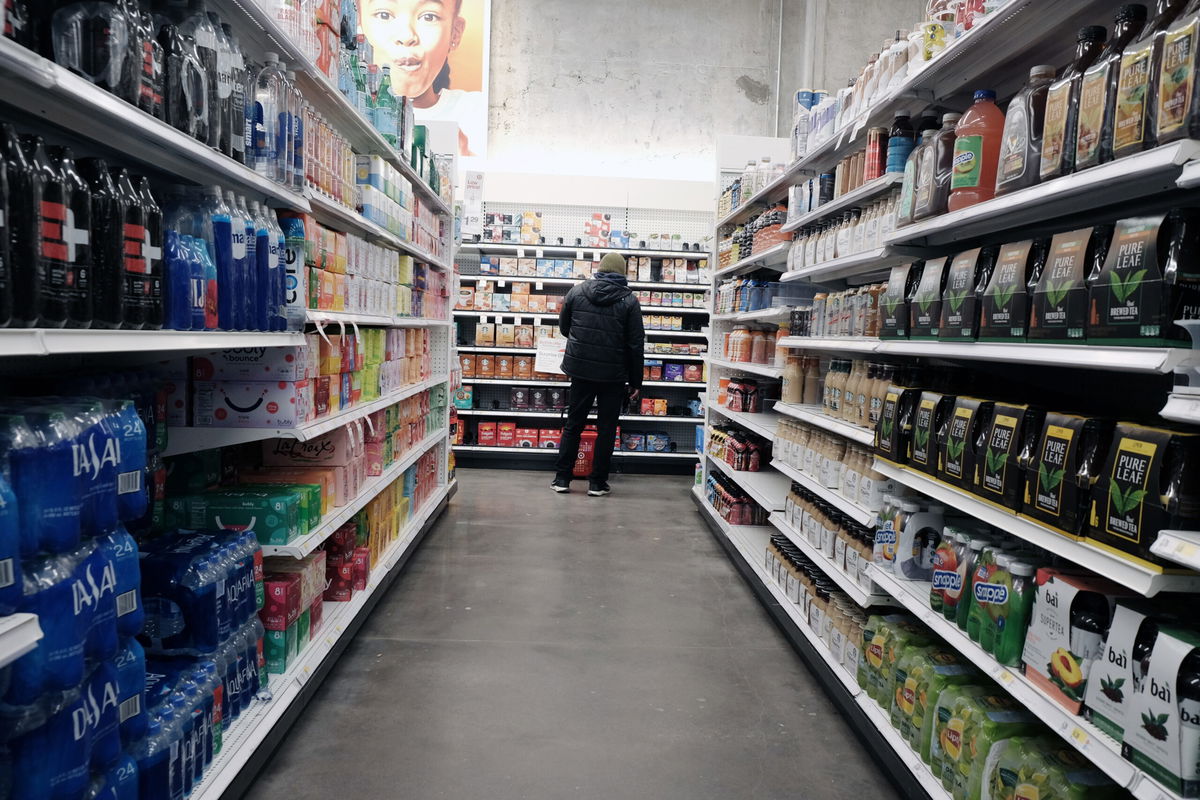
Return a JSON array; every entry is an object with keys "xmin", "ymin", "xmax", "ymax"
[
  {"xmin": 306, "ymin": 311, "xmax": 451, "ymax": 328},
  {"xmin": 782, "ymin": 173, "xmax": 904, "ymax": 234},
  {"xmin": 780, "ymin": 247, "xmax": 906, "ymax": 284},
  {"xmin": 710, "ymin": 307, "xmax": 795, "ymax": 323},
  {"xmin": 260, "ymin": 429, "xmax": 448, "ymax": 558},
  {"xmin": 0, "ymin": 613, "xmax": 43, "ymax": 669},
  {"xmin": 189, "ymin": 479, "xmax": 454, "ymax": 800},
  {"xmin": 164, "ymin": 374, "xmax": 448, "ymax": 456},
  {"xmin": 771, "ymin": 460, "xmax": 875, "ymax": 527},
  {"xmin": 455, "ymin": 408, "xmax": 703, "ymax": 424},
  {"xmin": 778, "ymin": 336, "xmax": 882, "ymax": 353},
  {"xmin": 873, "ymin": 458, "xmax": 1200, "ymax": 597},
  {"xmin": 707, "ymin": 404, "xmax": 780, "ymax": 439},
  {"xmin": 707, "ymin": 357, "xmax": 783, "ymax": 379},
  {"xmin": 454, "ymin": 445, "xmax": 699, "ymax": 458},
  {"xmin": 462, "ymin": 378, "xmax": 704, "ymax": 388},
  {"xmin": 713, "ymin": 241, "xmax": 792, "ymax": 279},
  {"xmin": 706, "ymin": 454, "xmax": 789, "ymax": 511},
  {"xmin": 769, "ymin": 513, "xmax": 897, "ymax": 608},
  {"xmin": 0, "ymin": 329, "xmax": 306, "ymax": 358},
  {"xmin": 773, "ymin": 402, "xmax": 876, "ymax": 446},
  {"xmin": 459, "ymin": 242, "xmax": 710, "ymax": 260},
  {"xmin": 460, "ymin": 274, "xmax": 711, "ymax": 291}
]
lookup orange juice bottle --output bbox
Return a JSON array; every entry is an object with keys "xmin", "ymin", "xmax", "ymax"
[{"xmin": 948, "ymin": 90, "xmax": 1005, "ymax": 212}]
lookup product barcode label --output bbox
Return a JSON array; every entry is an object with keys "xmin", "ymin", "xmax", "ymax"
[
  {"xmin": 116, "ymin": 589, "xmax": 138, "ymax": 617},
  {"xmin": 119, "ymin": 694, "xmax": 141, "ymax": 723},
  {"xmin": 0, "ymin": 558, "xmax": 12, "ymax": 588},
  {"xmin": 117, "ymin": 470, "xmax": 141, "ymax": 495}
]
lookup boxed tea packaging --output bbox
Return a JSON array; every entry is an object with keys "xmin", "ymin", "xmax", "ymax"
[
  {"xmin": 1022, "ymin": 412, "xmax": 1115, "ymax": 539},
  {"xmin": 880, "ymin": 261, "xmax": 920, "ymax": 339},
  {"xmin": 938, "ymin": 247, "xmax": 996, "ymax": 340},
  {"xmin": 1122, "ymin": 626, "xmax": 1200, "ymax": 796},
  {"xmin": 908, "ymin": 391, "xmax": 956, "ymax": 475},
  {"xmin": 909, "ymin": 256, "xmax": 949, "ymax": 338},
  {"xmin": 874, "ymin": 383, "xmax": 922, "ymax": 463},
  {"xmin": 1028, "ymin": 226, "xmax": 1104, "ymax": 342},
  {"xmin": 971, "ymin": 402, "xmax": 1045, "ymax": 510},
  {"xmin": 936, "ymin": 396, "xmax": 994, "ymax": 489},
  {"xmin": 978, "ymin": 239, "xmax": 1047, "ymax": 340},
  {"xmin": 1083, "ymin": 600, "xmax": 1164, "ymax": 739}
]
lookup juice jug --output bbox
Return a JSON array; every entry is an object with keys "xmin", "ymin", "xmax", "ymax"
[
  {"xmin": 912, "ymin": 112, "xmax": 960, "ymax": 220},
  {"xmin": 1154, "ymin": 0, "xmax": 1200, "ymax": 145},
  {"xmin": 1111, "ymin": 0, "xmax": 1190, "ymax": 160},
  {"xmin": 1076, "ymin": 4, "xmax": 1149, "ymax": 170},
  {"xmin": 995, "ymin": 65, "xmax": 1056, "ymax": 196},
  {"xmin": 1041, "ymin": 26, "xmax": 1108, "ymax": 180},
  {"xmin": 948, "ymin": 90, "xmax": 1004, "ymax": 212},
  {"xmin": 898, "ymin": 129, "xmax": 936, "ymax": 226}
]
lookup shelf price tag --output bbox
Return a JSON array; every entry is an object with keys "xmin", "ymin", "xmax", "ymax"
[
  {"xmin": 498, "ymin": 279, "xmax": 506, "ymax": 288},
  {"xmin": 517, "ymin": 248, "xmax": 526, "ymax": 258},
  {"xmin": 536, "ymin": 248, "xmax": 544, "ymax": 258},
  {"xmin": 593, "ymin": 251, "xmax": 601, "ymax": 262},
  {"xmin": 535, "ymin": 281, "xmax": 543, "ymax": 291},
  {"xmin": 1069, "ymin": 727, "xmax": 1089, "ymax": 747},
  {"xmin": 576, "ymin": 250, "xmax": 584, "ymax": 260},
  {"xmin": 995, "ymin": 669, "xmax": 1014, "ymax": 685}
]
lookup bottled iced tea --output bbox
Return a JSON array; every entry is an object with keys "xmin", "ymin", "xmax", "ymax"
[
  {"xmin": 1076, "ymin": 4, "xmax": 1149, "ymax": 170},
  {"xmin": 995, "ymin": 66, "xmax": 1057, "ymax": 196},
  {"xmin": 1040, "ymin": 26, "xmax": 1108, "ymax": 180},
  {"xmin": 1111, "ymin": 0, "xmax": 1190, "ymax": 160}
]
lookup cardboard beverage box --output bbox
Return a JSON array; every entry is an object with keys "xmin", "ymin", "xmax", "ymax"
[
  {"xmin": 459, "ymin": 354, "xmax": 476, "ymax": 377},
  {"xmin": 264, "ymin": 425, "xmax": 357, "ymax": 466},
  {"xmin": 1083, "ymin": 600, "xmax": 1164, "ymax": 739},
  {"xmin": 511, "ymin": 387, "xmax": 530, "ymax": 409},
  {"xmin": 515, "ymin": 428, "xmax": 539, "ymax": 447},
  {"xmin": 1020, "ymin": 567, "xmax": 1130, "ymax": 714},
  {"xmin": 539, "ymin": 429, "xmax": 561, "ymax": 449},
  {"xmin": 971, "ymin": 402, "xmax": 1045, "ymax": 510},
  {"xmin": 909, "ymin": 257, "xmax": 949, "ymax": 338},
  {"xmin": 477, "ymin": 422, "xmax": 497, "ymax": 446},
  {"xmin": 909, "ymin": 391, "xmax": 956, "ymax": 476},
  {"xmin": 938, "ymin": 247, "xmax": 996, "ymax": 340},
  {"xmin": 193, "ymin": 346, "xmax": 315, "ymax": 382},
  {"xmin": 496, "ymin": 355, "xmax": 514, "ymax": 378},
  {"xmin": 515, "ymin": 355, "xmax": 533, "ymax": 379},
  {"xmin": 475, "ymin": 323, "xmax": 495, "ymax": 346},
  {"xmin": 1121, "ymin": 626, "xmax": 1200, "ymax": 796},
  {"xmin": 264, "ymin": 622, "xmax": 298, "ymax": 673},
  {"xmin": 1086, "ymin": 423, "xmax": 1200, "ymax": 569},
  {"xmin": 497, "ymin": 324, "xmax": 516, "ymax": 348},
  {"xmin": 978, "ymin": 239, "xmax": 1047, "ymax": 340},
  {"xmin": 239, "ymin": 470, "xmax": 335, "ymax": 513},
  {"xmin": 1023, "ymin": 413, "xmax": 1115, "ymax": 539},
  {"xmin": 261, "ymin": 573, "xmax": 302, "ymax": 630},
  {"xmin": 192, "ymin": 380, "xmax": 311, "ymax": 429},
  {"xmin": 874, "ymin": 384, "xmax": 922, "ymax": 464},
  {"xmin": 453, "ymin": 386, "xmax": 473, "ymax": 410},
  {"xmin": 936, "ymin": 396, "xmax": 994, "ymax": 488},
  {"xmin": 476, "ymin": 354, "xmax": 495, "ymax": 377},
  {"xmin": 168, "ymin": 489, "xmax": 301, "ymax": 546},
  {"xmin": 497, "ymin": 422, "xmax": 517, "ymax": 447}
]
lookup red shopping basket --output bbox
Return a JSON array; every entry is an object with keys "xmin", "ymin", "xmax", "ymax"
[{"xmin": 573, "ymin": 428, "xmax": 598, "ymax": 478}]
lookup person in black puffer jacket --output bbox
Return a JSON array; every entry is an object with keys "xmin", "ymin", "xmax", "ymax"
[{"xmin": 552, "ymin": 252, "xmax": 644, "ymax": 496}]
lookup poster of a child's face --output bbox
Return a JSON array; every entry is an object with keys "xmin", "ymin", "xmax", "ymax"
[{"xmin": 360, "ymin": 0, "xmax": 490, "ymax": 157}]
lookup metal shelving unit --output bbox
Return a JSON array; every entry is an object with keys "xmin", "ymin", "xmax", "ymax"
[
  {"xmin": 771, "ymin": 460, "xmax": 874, "ymax": 528},
  {"xmin": 773, "ymin": 402, "xmax": 876, "ymax": 446}
]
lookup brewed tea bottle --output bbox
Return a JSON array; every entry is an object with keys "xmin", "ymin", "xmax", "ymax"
[
  {"xmin": 1078, "ymin": 4, "xmax": 1149, "ymax": 169},
  {"xmin": 1040, "ymin": 26, "xmax": 1107, "ymax": 180},
  {"xmin": 1154, "ymin": 0, "xmax": 1200, "ymax": 146},
  {"xmin": 995, "ymin": 65, "xmax": 1057, "ymax": 196},
  {"xmin": 76, "ymin": 158, "xmax": 124, "ymax": 329},
  {"xmin": 1111, "ymin": 0, "xmax": 1190, "ymax": 160}
]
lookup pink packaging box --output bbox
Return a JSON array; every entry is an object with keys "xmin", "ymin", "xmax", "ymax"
[
  {"xmin": 192, "ymin": 346, "xmax": 315, "ymax": 382},
  {"xmin": 263, "ymin": 425, "xmax": 356, "ymax": 466},
  {"xmin": 193, "ymin": 380, "xmax": 311, "ymax": 429},
  {"xmin": 365, "ymin": 442, "xmax": 384, "ymax": 476},
  {"xmin": 352, "ymin": 546, "xmax": 370, "ymax": 592}
]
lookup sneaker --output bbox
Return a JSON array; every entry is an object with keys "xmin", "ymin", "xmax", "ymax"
[
  {"xmin": 587, "ymin": 481, "xmax": 611, "ymax": 497},
  {"xmin": 551, "ymin": 478, "xmax": 571, "ymax": 493}
]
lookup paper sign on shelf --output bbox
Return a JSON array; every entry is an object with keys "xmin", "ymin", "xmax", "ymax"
[
  {"xmin": 517, "ymin": 248, "xmax": 525, "ymax": 258},
  {"xmin": 576, "ymin": 250, "xmax": 584, "ymax": 260},
  {"xmin": 534, "ymin": 337, "xmax": 566, "ymax": 375},
  {"xmin": 593, "ymin": 252, "xmax": 601, "ymax": 262},
  {"xmin": 535, "ymin": 281, "xmax": 543, "ymax": 290},
  {"xmin": 462, "ymin": 171, "xmax": 483, "ymax": 235},
  {"xmin": 536, "ymin": 248, "xmax": 544, "ymax": 258}
]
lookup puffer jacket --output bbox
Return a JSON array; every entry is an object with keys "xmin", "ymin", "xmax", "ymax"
[{"xmin": 559, "ymin": 272, "xmax": 645, "ymax": 386}]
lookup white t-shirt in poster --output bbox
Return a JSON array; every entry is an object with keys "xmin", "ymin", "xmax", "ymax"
[{"xmin": 416, "ymin": 89, "xmax": 487, "ymax": 156}]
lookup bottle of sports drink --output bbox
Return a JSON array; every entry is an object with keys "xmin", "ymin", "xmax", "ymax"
[
  {"xmin": 162, "ymin": 227, "xmax": 190, "ymax": 330},
  {"xmin": 137, "ymin": 177, "xmax": 164, "ymax": 329},
  {"xmin": 182, "ymin": 236, "xmax": 210, "ymax": 331},
  {"xmin": 76, "ymin": 158, "xmax": 125, "ymax": 329},
  {"xmin": 198, "ymin": 185, "xmax": 233, "ymax": 329}
]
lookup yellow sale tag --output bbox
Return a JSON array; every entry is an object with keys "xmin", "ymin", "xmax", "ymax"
[
  {"xmin": 996, "ymin": 670, "xmax": 1014, "ymax": 685},
  {"xmin": 1176, "ymin": 541, "xmax": 1198, "ymax": 560},
  {"xmin": 1070, "ymin": 727, "xmax": 1089, "ymax": 747}
]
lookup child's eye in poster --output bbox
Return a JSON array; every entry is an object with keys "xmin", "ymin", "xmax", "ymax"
[{"xmin": 359, "ymin": 0, "xmax": 490, "ymax": 157}]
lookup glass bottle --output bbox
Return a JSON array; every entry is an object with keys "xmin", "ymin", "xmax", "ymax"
[
  {"xmin": 1078, "ymin": 4, "xmax": 1150, "ymax": 170},
  {"xmin": 898, "ymin": 128, "xmax": 936, "ymax": 226},
  {"xmin": 995, "ymin": 65, "xmax": 1057, "ymax": 196},
  {"xmin": 1040, "ymin": 26, "xmax": 1108, "ymax": 180}
]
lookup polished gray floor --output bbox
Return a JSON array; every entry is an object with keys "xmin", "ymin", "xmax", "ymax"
[{"xmin": 246, "ymin": 469, "xmax": 900, "ymax": 800}]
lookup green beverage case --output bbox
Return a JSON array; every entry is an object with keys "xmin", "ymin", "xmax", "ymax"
[
  {"xmin": 240, "ymin": 483, "xmax": 323, "ymax": 534},
  {"xmin": 904, "ymin": 649, "xmax": 975, "ymax": 756},
  {"xmin": 984, "ymin": 736, "xmax": 1125, "ymax": 800},
  {"xmin": 941, "ymin": 692, "xmax": 1037, "ymax": 799},
  {"xmin": 168, "ymin": 489, "xmax": 302, "ymax": 546},
  {"xmin": 890, "ymin": 644, "xmax": 935, "ymax": 732},
  {"xmin": 860, "ymin": 615, "xmax": 932, "ymax": 705}
]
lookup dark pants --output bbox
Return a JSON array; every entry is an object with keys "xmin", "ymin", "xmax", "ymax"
[{"xmin": 555, "ymin": 378, "xmax": 626, "ymax": 483}]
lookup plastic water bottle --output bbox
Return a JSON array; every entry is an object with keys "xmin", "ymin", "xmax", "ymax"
[
  {"xmin": 209, "ymin": 549, "xmax": 232, "ymax": 642},
  {"xmin": 287, "ymin": 71, "xmax": 304, "ymax": 190},
  {"xmin": 186, "ymin": 665, "xmax": 215, "ymax": 768},
  {"xmin": 2, "ymin": 124, "xmax": 39, "ymax": 328},
  {"xmin": 199, "ymin": 186, "xmax": 233, "ymax": 330},
  {"xmin": 235, "ymin": 194, "xmax": 257, "ymax": 329},
  {"xmin": 163, "ymin": 229, "xmax": 190, "ymax": 330},
  {"xmin": 176, "ymin": 0, "xmax": 221, "ymax": 150},
  {"xmin": 279, "ymin": 69, "xmax": 294, "ymax": 193},
  {"xmin": 252, "ymin": 53, "xmax": 286, "ymax": 182},
  {"xmin": 76, "ymin": 158, "xmax": 125, "ymax": 329},
  {"xmin": 0, "ymin": 413, "xmax": 39, "ymax": 558},
  {"xmin": 82, "ymin": 538, "xmax": 120, "ymax": 662},
  {"xmin": 7, "ymin": 551, "xmax": 86, "ymax": 702},
  {"xmin": 0, "ymin": 472, "xmax": 19, "ymax": 615},
  {"xmin": 109, "ymin": 399, "xmax": 148, "ymax": 524},
  {"xmin": 137, "ymin": 176, "xmax": 165, "ymax": 330},
  {"xmin": 14, "ymin": 409, "xmax": 85, "ymax": 554},
  {"xmin": 280, "ymin": 215, "xmax": 306, "ymax": 331},
  {"xmin": 224, "ymin": 190, "xmax": 248, "ymax": 330},
  {"xmin": 209, "ymin": 13, "xmax": 234, "ymax": 158},
  {"xmin": 61, "ymin": 400, "xmax": 119, "ymax": 537},
  {"xmin": 114, "ymin": 169, "xmax": 149, "ymax": 329},
  {"xmin": 87, "ymin": 659, "xmax": 123, "ymax": 770},
  {"xmin": 181, "ymin": 236, "xmax": 207, "ymax": 331},
  {"xmin": 250, "ymin": 201, "xmax": 272, "ymax": 331},
  {"xmin": 251, "ymin": 615, "xmax": 269, "ymax": 698},
  {"xmin": 178, "ymin": 679, "xmax": 207, "ymax": 785},
  {"xmin": 223, "ymin": 24, "xmax": 247, "ymax": 165},
  {"xmin": 50, "ymin": 146, "xmax": 95, "ymax": 329},
  {"xmin": 114, "ymin": 636, "xmax": 148, "ymax": 746},
  {"xmin": 106, "ymin": 753, "xmax": 139, "ymax": 800},
  {"xmin": 155, "ymin": 705, "xmax": 185, "ymax": 800},
  {"xmin": 100, "ymin": 524, "xmax": 143, "ymax": 638},
  {"xmin": 7, "ymin": 685, "xmax": 91, "ymax": 800},
  {"xmin": 167, "ymin": 692, "xmax": 195, "ymax": 798}
]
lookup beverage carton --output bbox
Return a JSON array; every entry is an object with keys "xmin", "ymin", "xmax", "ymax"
[
  {"xmin": 874, "ymin": 383, "xmax": 922, "ymax": 464},
  {"xmin": 193, "ymin": 346, "xmax": 315, "ymax": 382},
  {"xmin": 909, "ymin": 391, "xmax": 956, "ymax": 476},
  {"xmin": 1023, "ymin": 413, "xmax": 1115, "ymax": 539},
  {"xmin": 909, "ymin": 256, "xmax": 949, "ymax": 338},
  {"xmin": 978, "ymin": 238, "xmax": 1047, "ymax": 341},
  {"xmin": 938, "ymin": 247, "xmax": 996, "ymax": 340},
  {"xmin": 936, "ymin": 396, "xmax": 993, "ymax": 488},
  {"xmin": 263, "ymin": 425, "xmax": 358, "ymax": 466},
  {"xmin": 937, "ymin": 688, "xmax": 1037, "ymax": 798},
  {"xmin": 1084, "ymin": 600, "xmax": 1163, "ymax": 739},
  {"xmin": 261, "ymin": 573, "xmax": 302, "ymax": 631},
  {"xmin": 971, "ymin": 402, "xmax": 1044, "ymax": 510},
  {"xmin": 192, "ymin": 380, "xmax": 312, "ymax": 429}
]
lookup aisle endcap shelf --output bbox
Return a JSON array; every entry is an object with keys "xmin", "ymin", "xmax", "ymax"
[
  {"xmin": 459, "ymin": 242, "xmax": 710, "ymax": 260},
  {"xmin": 454, "ymin": 445, "xmax": 699, "ymax": 459},
  {"xmin": 707, "ymin": 404, "xmax": 780, "ymax": 439},
  {"xmin": 455, "ymin": 408, "xmax": 704, "ymax": 424},
  {"xmin": 713, "ymin": 241, "xmax": 791, "ymax": 279},
  {"xmin": 0, "ymin": 329, "xmax": 307, "ymax": 358},
  {"xmin": 707, "ymin": 357, "xmax": 783, "ymax": 379},
  {"xmin": 705, "ymin": 454, "xmax": 789, "ymax": 511},
  {"xmin": 460, "ymin": 273, "xmax": 710, "ymax": 291}
]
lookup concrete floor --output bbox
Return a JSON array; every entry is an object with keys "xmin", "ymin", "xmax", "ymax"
[{"xmin": 246, "ymin": 469, "xmax": 900, "ymax": 800}]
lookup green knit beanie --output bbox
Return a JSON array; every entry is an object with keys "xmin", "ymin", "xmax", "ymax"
[{"xmin": 598, "ymin": 253, "xmax": 627, "ymax": 274}]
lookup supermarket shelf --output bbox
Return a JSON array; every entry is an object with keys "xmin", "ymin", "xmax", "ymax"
[
  {"xmin": 707, "ymin": 358, "xmax": 782, "ymax": 379},
  {"xmin": 459, "ymin": 242, "xmax": 709, "ymax": 260},
  {"xmin": 189, "ymin": 479, "xmax": 454, "ymax": 800},
  {"xmin": 459, "ymin": 344, "xmax": 705, "ymax": 361},
  {"xmin": 453, "ymin": 308, "xmax": 706, "ymax": 320},
  {"xmin": 305, "ymin": 191, "xmax": 452, "ymax": 269},
  {"xmin": 163, "ymin": 374, "xmax": 447, "ymax": 456},
  {"xmin": 1150, "ymin": 529, "xmax": 1200, "ymax": 573},
  {"xmin": 0, "ymin": 38, "xmax": 310, "ymax": 212},
  {"xmin": 706, "ymin": 454, "xmax": 789, "ymax": 511},
  {"xmin": 780, "ymin": 247, "xmax": 910, "ymax": 284},
  {"xmin": 0, "ymin": 614, "xmax": 42, "ymax": 670},
  {"xmin": 261, "ymin": 429, "xmax": 448, "ymax": 558},
  {"xmin": 773, "ymin": 402, "xmax": 876, "ymax": 446},
  {"xmin": 865, "ymin": 565, "xmax": 1149, "ymax": 795},
  {"xmin": 715, "ymin": 170, "xmax": 795, "ymax": 229},
  {"xmin": 643, "ymin": 329, "xmax": 710, "ymax": 338},
  {"xmin": 707, "ymin": 404, "xmax": 780, "ymax": 439},
  {"xmin": 1161, "ymin": 391, "xmax": 1200, "ymax": 425},
  {"xmin": 873, "ymin": 458, "xmax": 1200, "ymax": 597},
  {"xmin": 463, "ymin": 378, "xmax": 704, "ymax": 389},
  {"xmin": 460, "ymin": 273, "xmax": 710, "ymax": 291},
  {"xmin": 455, "ymin": 445, "xmax": 699, "ymax": 458},
  {"xmin": 876, "ymin": 339, "xmax": 1198, "ymax": 374},
  {"xmin": 456, "ymin": 408, "xmax": 703, "ymax": 424},
  {"xmin": 887, "ymin": 140, "xmax": 1200, "ymax": 249},
  {"xmin": 778, "ymin": 336, "xmax": 881, "ymax": 353},
  {"xmin": 713, "ymin": 241, "xmax": 792, "ymax": 279},
  {"xmin": 210, "ymin": 0, "xmax": 450, "ymax": 218},
  {"xmin": 307, "ymin": 310, "xmax": 452, "ymax": 328},
  {"xmin": 772, "ymin": 460, "xmax": 875, "ymax": 528},
  {"xmin": 782, "ymin": 174, "xmax": 904, "ymax": 234},
  {"xmin": 695, "ymin": 486, "xmax": 945, "ymax": 800},
  {"xmin": 710, "ymin": 306, "xmax": 794, "ymax": 323},
  {"xmin": 0, "ymin": 329, "xmax": 306, "ymax": 358},
  {"xmin": 769, "ymin": 513, "xmax": 896, "ymax": 608}
]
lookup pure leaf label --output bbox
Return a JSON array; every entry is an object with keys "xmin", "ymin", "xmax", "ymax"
[
  {"xmin": 1032, "ymin": 228, "xmax": 1091, "ymax": 337},
  {"xmin": 881, "ymin": 263, "xmax": 914, "ymax": 335},
  {"xmin": 940, "ymin": 249, "xmax": 982, "ymax": 334},
  {"xmin": 1076, "ymin": 64, "xmax": 1111, "ymax": 165},
  {"xmin": 1040, "ymin": 78, "xmax": 1072, "ymax": 178},
  {"xmin": 943, "ymin": 406, "xmax": 974, "ymax": 478},
  {"xmin": 1104, "ymin": 436, "xmax": 1157, "ymax": 544},
  {"xmin": 980, "ymin": 414, "xmax": 1019, "ymax": 495},
  {"xmin": 878, "ymin": 390, "xmax": 900, "ymax": 455},
  {"xmin": 982, "ymin": 240, "xmax": 1034, "ymax": 338},
  {"xmin": 912, "ymin": 399, "xmax": 937, "ymax": 465},
  {"xmin": 1035, "ymin": 424, "xmax": 1076, "ymax": 516},
  {"xmin": 1156, "ymin": 18, "xmax": 1198, "ymax": 137},
  {"xmin": 911, "ymin": 257, "xmax": 948, "ymax": 336},
  {"xmin": 1096, "ymin": 216, "xmax": 1164, "ymax": 333},
  {"xmin": 1114, "ymin": 44, "xmax": 1154, "ymax": 151}
]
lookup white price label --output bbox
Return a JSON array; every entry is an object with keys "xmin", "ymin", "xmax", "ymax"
[
  {"xmin": 498, "ymin": 280, "xmax": 506, "ymax": 288},
  {"xmin": 593, "ymin": 251, "xmax": 601, "ymax": 262},
  {"xmin": 535, "ymin": 281, "xmax": 543, "ymax": 291},
  {"xmin": 996, "ymin": 670, "xmax": 1014, "ymax": 685},
  {"xmin": 1175, "ymin": 541, "xmax": 1199, "ymax": 560},
  {"xmin": 517, "ymin": 248, "xmax": 526, "ymax": 258},
  {"xmin": 1069, "ymin": 727, "xmax": 1089, "ymax": 747},
  {"xmin": 576, "ymin": 250, "xmax": 584, "ymax": 260},
  {"xmin": 536, "ymin": 248, "xmax": 544, "ymax": 258}
]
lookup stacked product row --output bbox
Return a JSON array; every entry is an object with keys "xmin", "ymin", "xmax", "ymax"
[
  {"xmin": 474, "ymin": 255, "xmax": 707, "ymax": 284},
  {"xmin": 469, "ymin": 209, "xmax": 704, "ymax": 252},
  {"xmin": 775, "ymin": 420, "xmax": 894, "ymax": 512}
]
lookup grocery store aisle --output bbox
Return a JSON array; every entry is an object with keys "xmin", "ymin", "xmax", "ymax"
[{"xmin": 247, "ymin": 469, "xmax": 899, "ymax": 800}]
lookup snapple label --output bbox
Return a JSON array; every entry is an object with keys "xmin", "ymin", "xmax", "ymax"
[
  {"xmin": 938, "ymin": 248, "xmax": 995, "ymax": 340},
  {"xmin": 880, "ymin": 261, "xmax": 918, "ymax": 338},
  {"xmin": 909, "ymin": 257, "xmax": 949, "ymax": 339},
  {"xmin": 1030, "ymin": 227, "xmax": 1103, "ymax": 341},
  {"xmin": 979, "ymin": 239, "xmax": 1043, "ymax": 340}
]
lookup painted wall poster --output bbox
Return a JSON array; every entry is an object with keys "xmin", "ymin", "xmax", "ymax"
[{"xmin": 359, "ymin": 0, "xmax": 490, "ymax": 157}]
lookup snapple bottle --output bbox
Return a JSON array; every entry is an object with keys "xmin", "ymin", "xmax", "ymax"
[{"xmin": 948, "ymin": 90, "xmax": 1005, "ymax": 212}]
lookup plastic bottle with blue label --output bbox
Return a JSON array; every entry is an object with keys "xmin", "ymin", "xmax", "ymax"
[
  {"xmin": 108, "ymin": 400, "xmax": 147, "ymax": 523},
  {"xmin": 82, "ymin": 539, "xmax": 120, "ymax": 662},
  {"xmin": 7, "ymin": 685, "xmax": 92, "ymax": 800},
  {"xmin": 0, "ymin": 472, "xmax": 20, "ymax": 615},
  {"xmin": 288, "ymin": 73, "xmax": 305, "ymax": 190},
  {"xmin": 187, "ymin": 664, "xmax": 216, "ymax": 768},
  {"xmin": 100, "ymin": 524, "xmax": 143, "ymax": 639},
  {"xmin": 201, "ymin": 186, "xmax": 234, "ymax": 330},
  {"xmin": 155, "ymin": 704, "xmax": 185, "ymax": 800},
  {"xmin": 162, "ymin": 229, "xmax": 191, "ymax": 330},
  {"xmin": 280, "ymin": 215, "xmax": 307, "ymax": 330},
  {"xmin": 250, "ymin": 201, "xmax": 273, "ymax": 332},
  {"xmin": 895, "ymin": 503, "xmax": 944, "ymax": 581},
  {"xmin": 87, "ymin": 659, "xmax": 123, "ymax": 770},
  {"xmin": 0, "ymin": 414, "xmax": 38, "ymax": 558},
  {"xmin": 114, "ymin": 636, "xmax": 148, "ymax": 746},
  {"xmin": 139, "ymin": 534, "xmax": 222, "ymax": 656},
  {"xmin": 105, "ymin": 753, "xmax": 139, "ymax": 800},
  {"xmin": 166, "ymin": 692, "xmax": 195, "ymax": 799},
  {"xmin": 59, "ymin": 399, "xmax": 120, "ymax": 537},
  {"xmin": 134, "ymin": 716, "xmax": 171, "ymax": 800},
  {"xmin": 11, "ymin": 409, "xmax": 85, "ymax": 554},
  {"xmin": 885, "ymin": 112, "xmax": 916, "ymax": 174},
  {"xmin": 225, "ymin": 190, "xmax": 249, "ymax": 331},
  {"xmin": 180, "ymin": 679, "xmax": 208, "ymax": 783},
  {"xmin": 252, "ymin": 53, "xmax": 286, "ymax": 182}
]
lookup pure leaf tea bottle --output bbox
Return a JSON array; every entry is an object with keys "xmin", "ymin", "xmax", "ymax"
[
  {"xmin": 972, "ymin": 402, "xmax": 1046, "ymax": 510},
  {"xmin": 910, "ymin": 391, "xmax": 956, "ymax": 476},
  {"xmin": 1087, "ymin": 422, "xmax": 1200, "ymax": 567},
  {"xmin": 1155, "ymin": 0, "xmax": 1200, "ymax": 145},
  {"xmin": 1030, "ymin": 226, "xmax": 1111, "ymax": 342},
  {"xmin": 1041, "ymin": 26, "xmax": 1109, "ymax": 180},
  {"xmin": 875, "ymin": 383, "xmax": 921, "ymax": 464},
  {"xmin": 880, "ymin": 260, "xmax": 920, "ymax": 338},
  {"xmin": 1088, "ymin": 209, "xmax": 1200, "ymax": 346},
  {"xmin": 1112, "ymin": 0, "xmax": 1190, "ymax": 160},
  {"xmin": 909, "ymin": 256, "xmax": 949, "ymax": 338},
  {"xmin": 995, "ymin": 65, "xmax": 1057, "ymax": 196},
  {"xmin": 1078, "ymin": 5, "xmax": 1149, "ymax": 170},
  {"xmin": 913, "ymin": 113, "xmax": 960, "ymax": 221},
  {"xmin": 979, "ymin": 238, "xmax": 1048, "ymax": 340},
  {"xmin": 938, "ymin": 246, "xmax": 998, "ymax": 340}
]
